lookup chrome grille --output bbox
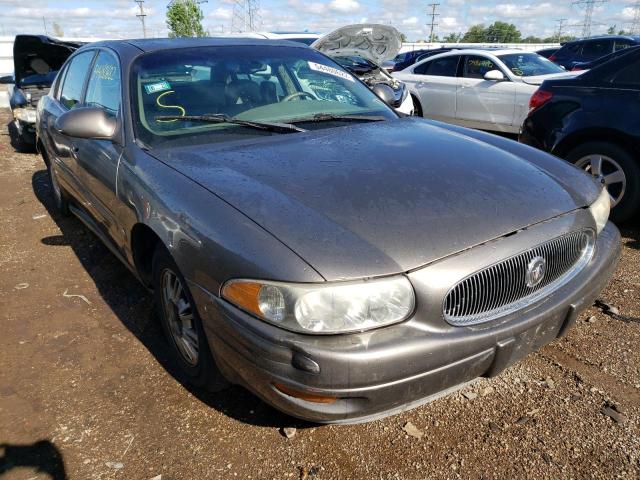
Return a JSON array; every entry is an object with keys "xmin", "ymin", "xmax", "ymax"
[{"xmin": 443, "ymin": 230, "xmax": 594, "ymax": 326}]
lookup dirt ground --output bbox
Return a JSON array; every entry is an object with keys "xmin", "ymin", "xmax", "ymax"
[{"xmin": 0, "ymin": 106, "xmax": 639, "ymax": 480}]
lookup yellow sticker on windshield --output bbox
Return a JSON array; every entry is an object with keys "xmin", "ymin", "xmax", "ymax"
[{"xmin": 308, "ymin": 61, "xmax": 355, "ymax": 82}]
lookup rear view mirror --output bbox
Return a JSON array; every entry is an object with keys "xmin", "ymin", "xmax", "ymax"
[
  {"xmin": 484, "ymin": 70, "xmax": 505, "ymax": 81},
  {"xmin": 55, "ymin": 107, "xmax": 117, "ymax": 140},
  {"xmin": 372, "ymin": 83, "xmax": 396, "ymax": 106}
]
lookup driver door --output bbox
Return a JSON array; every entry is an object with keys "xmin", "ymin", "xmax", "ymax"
[{"xmin": 455, "ymin": 55, "xmax": 516, "ymax": 130}]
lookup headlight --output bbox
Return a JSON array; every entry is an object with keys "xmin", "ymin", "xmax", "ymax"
[
  {"xmin": 589, "ymin": 187, "xmax": 610, "ymax": 234},
  {"xmin": 222, "ymin": 276, "xmax": 415, "ymax": 334},
  {"xmin": 13, "ymin": 107, "xmax": 36, "ymax": 123}
]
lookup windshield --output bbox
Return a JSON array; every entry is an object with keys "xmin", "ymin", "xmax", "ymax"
[
  {"xmin": 131, "ymin": 45, "xmax": 395, "ymax": 147},
  {"xmin": 498, "ymin": 53, "xmax": 565, "ymax": 77}
]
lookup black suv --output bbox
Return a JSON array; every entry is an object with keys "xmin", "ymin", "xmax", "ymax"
[
  {"xmin": 520, "ymin": 46, "xmax": 640, "ymax": 222},
  {"xmin": 550, "ymin": 35, "xmax": 640, "ymax": 69}
]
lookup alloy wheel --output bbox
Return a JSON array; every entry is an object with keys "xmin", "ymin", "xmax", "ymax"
[
  {"xmin": 575, "ymin": 154, "xmax": 626, "ymax": 207},
  {"xmin": 161, "ymin": 269, "xmax": 199, "ymax": 366}
]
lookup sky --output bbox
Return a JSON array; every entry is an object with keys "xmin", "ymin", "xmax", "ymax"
[{"xmin": 0, "ymin": 0, "xmax": 638, "ymax": 41}]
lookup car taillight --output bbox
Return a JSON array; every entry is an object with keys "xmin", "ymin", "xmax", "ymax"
[
  {"xmin": 548, "ymin": 54, "xmax": 557, "ymax": 62},
  {"xmin": 529, "ymin": 89, "xmax": 553, "ymax": 113}
]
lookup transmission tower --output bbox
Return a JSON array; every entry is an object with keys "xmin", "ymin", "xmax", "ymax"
[
  {"xmin": 231, "ymin": 0, "xmax": 261, "ymax": 32},
  {"xmin": 134, "ymin": 0, "xmax": 147, "ymax": 38},
  {"xmin": 630, "ymin": 1, "xmax": 640, "ymax": 35},
  {"xmin": 426, "ymin": 3, "xmax": 440, "ymax": 43},
  {"xmin": 555, "ymin": 18, "xmax": 567, "ymax": 41},
  {"xmin": 572, "ymin": 0, "xmax": 608, "ymax": 37}
]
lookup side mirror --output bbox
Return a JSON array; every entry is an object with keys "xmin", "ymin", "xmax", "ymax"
[
  {"xmin": 484, "ymin": 70, "xmax": 505, "ymax": 81},
  {"xmin": 55, "ymin": 107, "xmax": 117, "ymax": 140},
  {"xmin": 372, "ymin": 83, "xmax": 396, "ymax": 106},
  {"xmin": 0, "ymin": 74, "xmax": 14, "ymax": 84}
]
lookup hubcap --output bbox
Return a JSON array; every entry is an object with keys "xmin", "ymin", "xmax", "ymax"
[
  {"xmin": 161, "ymin": 269, "xmax": 199, "ymax": 366},
  {"xmin": 575, "ymin": 154, "xmax": 626, "ymax": 207}
]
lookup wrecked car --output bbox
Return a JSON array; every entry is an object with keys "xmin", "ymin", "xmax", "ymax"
[
  {"xmin": 311, "ymin": 24, "xmax": 414, "ymax": 115},
  {"xmin": 2, "ymin": 35, "xmax": 81, "ymax": 149},
  {"xmin": 37, "ymin": 37, "xmax": 619, "ymax": 423}
]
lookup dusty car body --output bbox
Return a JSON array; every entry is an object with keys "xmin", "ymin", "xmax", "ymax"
[
  {"xmin": 37, "ymin": 37, "xmax": 620, "ymax": 423},
  {"xmin": 311, "ymin": 25, "xmax": 414, "ymax": 115},
  {"xmin": 3, "ymin": 35, "xmax": 81, "ymax": 148}
]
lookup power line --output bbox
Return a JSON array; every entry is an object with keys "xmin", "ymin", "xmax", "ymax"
[
  {"xmin": 572, "ymin": 0, "xmax": 608, "ymax": 37},
  {"xmin": 231, "ymin": 0, "xmax": 261, "ymax": 32},
  {"xmin": 630, "ymin": 1, "xmax": 640, "ymax": 35},
  {"xmin": 426, "ymin": 3, "xmax": 440, "ymax": 43},
  {"xmin": 134, "ymin": 0, "xmax": 147, "ymax": 38}
]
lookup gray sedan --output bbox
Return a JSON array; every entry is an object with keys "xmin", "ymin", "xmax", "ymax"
[{"xmin": 36, "ymin": 38, "xmax": 620, "ymax": 423}]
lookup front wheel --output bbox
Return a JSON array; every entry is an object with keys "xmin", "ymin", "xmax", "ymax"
[
  {"xmin": 567, "ymin": 141, "xmax": 640, "ymax": 223},
  {"xmin": 152, "ymin": 245, "xmax": 229, "ymax": 391},
  {"xmin": 411, "ymin": 95, "xmax": 423, "ymax": 117}
]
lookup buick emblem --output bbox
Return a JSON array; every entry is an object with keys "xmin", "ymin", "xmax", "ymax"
[{"xmin": 526, "ymin": 256, "xmax": 546, "ymax": 288}]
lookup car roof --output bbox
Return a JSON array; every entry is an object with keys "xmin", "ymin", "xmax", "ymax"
[
  {"xmin": 425, "ymin": 48, "xmax": 524, "ymax": 57},
  {"xmin": 565, "ymin": 35, "xmax": 640, "ymax": 43},
  {"xmin": 81, "ymin": 37, "xmax": 308, "ymax": 53}
]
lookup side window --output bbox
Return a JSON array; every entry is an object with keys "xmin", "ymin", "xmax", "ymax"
[
  {"xmin": 614, "ymin": 40, "xmax": 633, "ymax": 52},
  {"xmin": 84, "ymin": 51, "xmax": 121, "ymax": 116},
  {"xmin": 463, "ymin": 56, "xmax": 500, "ymax": 79},
  {"xmin": 53, "ymin": 64, "xmax": 68, "ymax": 99},
  {"xmin": 415, "ymin": 56, "xmax": 459, "ymax": 76},
  {"xmin": 557, "ymin": 43, "xmax": 581, "ymax": 58},
  {"xmin": 581, "ymin": 40, "xmax": 612, "ymax": 58},
  {"xmin": 59, "ymin": 51, "xmax": 94, "ymax": 110},
  {"xmin": 610, "ymin": 59, "xmax": 640, "ymax": 86}
]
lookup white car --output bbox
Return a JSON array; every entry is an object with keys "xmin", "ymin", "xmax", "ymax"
[{"xmin": 393, "ymin": 49, "xmax": 576, "ymax": 133}]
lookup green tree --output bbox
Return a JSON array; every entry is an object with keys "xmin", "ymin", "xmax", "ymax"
[
  {"xmin": 485, "ymin": 21, "xmax": 521, "ymax": 42},
  {"xmin": 166, "ymin": 0, "xmax": 208, "ymax": 38},
  {"xmin": 522, "ymin": 35, "xmax": 543, "ymax": 43},
  {"xmin": 442, "ymin": 32, "xmax": 463, "ymax": 43},
  {"xmin": 607, "ymin": 25, "xmax": 616, "ymax": 35},
  {"xmin": 400, "ymin": 32, "xmax": 408, "ymax": 43},
  {"xmin": 462, "ymin": 24, "xmax": 487, "ymax": 42}
]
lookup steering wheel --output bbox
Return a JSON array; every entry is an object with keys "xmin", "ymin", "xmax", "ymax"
[{"xmin": 282, "ymin": 91, "xmax": 317, "ymax": 102}]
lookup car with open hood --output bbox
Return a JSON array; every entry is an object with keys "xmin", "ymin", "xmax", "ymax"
[
  {"xmin": 311, "ymin": 24, "xmax": 414, "ymax": 115},
  {"xmin": 1, "ymin": 35, "xmax": 81, "ymax": 149},
  {"xmin": 37, "ymin": 37, "xmax": 619, "ymax": 423},
  {"xmin": 394, "ymin": 49, "xmax": 577, "ymax": 133}
]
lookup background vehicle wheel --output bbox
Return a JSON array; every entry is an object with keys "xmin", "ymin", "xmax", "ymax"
[
  {"xmin": 411, "ymin": 95, "xmax": 423, "ymax": 117},
  {"xmin": 567, "ymin": 141, "xmax": 640, "ymax": 223},
  {"xmin": 152, "ymin": 245, "xmax": 229, "ymax": 392},
  {"xmin": 47, "ymin": 162, "xmax": 70, "ymax": 216}
]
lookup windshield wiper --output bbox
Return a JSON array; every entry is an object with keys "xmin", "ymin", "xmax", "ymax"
[
  {"xmin": 153, "ymin": 114, "xmax": 307, "ymax": 134},
  {"xmin": 289, "ymin": 113, "xmax": 389, "ymax": 124}
]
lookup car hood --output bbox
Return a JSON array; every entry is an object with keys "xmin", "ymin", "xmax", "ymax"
[
  {"xmin": 152, "ymin": 118, "xmax": 601, "ymax": 281},
  {"xmin": 520, "ymin": 71, "xmax": 579, "ymax": 85},
  {"xmin": 311, "ymin": 24, "xmax": 402, "ymax": 65},
  {"xmin": 13, "ymin": 35, "xmax": 82, "ymax": 86}
]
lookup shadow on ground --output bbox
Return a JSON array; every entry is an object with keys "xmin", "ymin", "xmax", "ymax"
[
  {"xmin": 0, "ymin": 440, "xmax": 67, "ymax": 480},
  {"xmin": 31, "ymin": 169, "xmax": 308, "ymax": 430},
  {"xmin": 6, "ymin": 120, "xmax": 36, "ymax": 153}
]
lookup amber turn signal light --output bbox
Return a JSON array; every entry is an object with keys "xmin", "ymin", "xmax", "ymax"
[{"xmin": 273, "ymin": 383, "xmax": 338, "ymax": 404}]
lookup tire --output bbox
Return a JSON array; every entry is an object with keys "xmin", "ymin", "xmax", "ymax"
[
  {"xmin": 566, "ymin": 141, "xmax": 640, "ymax": 223},
  {"xmin": 411, "ymin": 95, "xmax": 423, "ymax": 117},
  {"xmin": 47, "ymin": 162, "xmax": 70, "ymax": 217},
  {"xmin": 152, "ymin": 244, "xmax": 229, "ymax": 392}
]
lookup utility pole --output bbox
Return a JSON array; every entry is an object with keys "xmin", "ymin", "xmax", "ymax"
[
  {"xmin": 572, "ymin": 0, "xmax": 608, "ymax": 37},
  {"xmin": 134, "ymin": 0, "xmax": 147, "ymax": 38},
  {"xmin": 555, "ymin": 18, "xmax": 567, "ymax": 41},
  {"xmin": 426, "ymin": 3, "xmax": 440, "ymax": 43},
  {"xmin": 630, "ymin": 1, "xmax": 640, "ymax": 35},
  {"xmin": 231, "ymin": 0, "xmax": 261, "ymax": 32},
  {"xmin": 42, "ymin": 16, "xmax": 48, "ymax": 35}
]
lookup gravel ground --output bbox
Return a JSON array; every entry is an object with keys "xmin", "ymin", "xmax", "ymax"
[{"xmin": 0, "ymin": 106, "xmax": 639, "ymax": 480}]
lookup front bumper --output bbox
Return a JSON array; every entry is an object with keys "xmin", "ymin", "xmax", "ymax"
[{"xmin": 192, "ymin": 220, "xmax": 620, "ymax": 424}]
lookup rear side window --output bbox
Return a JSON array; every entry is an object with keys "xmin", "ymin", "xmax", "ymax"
[
  {"xmin": 414, "ymin": 56, "xmax": 459, "ymax": 76},
  {"xmin": 614, "ymin": 40, "xmax": 634, "ymax": 51},
  {"xmin": 581, "ymin": 40, "xmax": 612, "ymax": 58},
  {"xmin": 59, "ymin": 51, "xmax": 95, "ymax": 109},
  {"xmin": 85, "ymin": 51, "xmax": 121, "ymax": 115},
  {"xmin": 610, "ymin": 59, "xmax": 640, "ymax": 86},
  {"xmin": 555, "ymin": 43, "xmax": 580, "ymax": 58}
]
